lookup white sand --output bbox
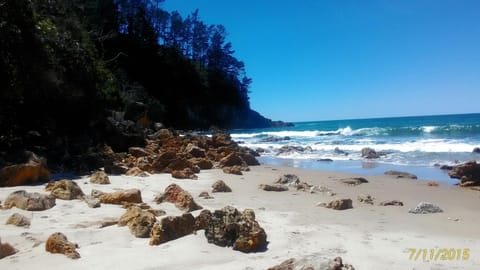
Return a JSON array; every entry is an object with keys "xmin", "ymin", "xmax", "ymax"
[{"xmin": 1, "ymin": 165, "xmax": 479, "ymax": 270}]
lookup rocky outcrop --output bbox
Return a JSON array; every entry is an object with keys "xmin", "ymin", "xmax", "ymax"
[
  {"xmin": 92, "ymin": 189, "xmax": 142, "ymax": 205},
  {"xmin": 6, "ymin": 213, "xmax": 31, "ymax": 228},
  {"xmin": 45, "ymin": 232, "xmax": 80, "ymax": 259},
  {"xmin": 119, "ymin": 206, "xmax": 157, "ymax": 238},
  {"xmin": 4, "ymin": 190, "xmax": 55, "ymax": 211},
  {"xmin": 0, "ymin": 239, "xmax": 17, "ymax": 259},
  {"xmin": 204, "ymin": 206, "xmax": 267, "ymax": 253},
  {"xmin": 45, "ymin": 180, "xmax": 84, "ymax": 200},
  {"xmin": 149, "ymin": 213, "xmax": 195, "ymax": 245},
  {"xmin": 341, "ymin": 177, "xmax": 369, "ymax": 185},
  {"xmin": 357, "ymin": 194, "xmax": 374, "ymax": 205},
  {"xmin": 154, "ymin": 184, "xmax": 202, "ymax": 212},
  {"xmin": 318, "ymin": 199, "xmax": 353, "ymax": 210},
  {"xmin": 259, "ymin": 184, "xmax": 289, "ymax": 192},
  {"xmin": 409, "ymin": 202, "xmax": 443, "ymax": 214},
  {"xmin": 379, "ymin": 200, "xmax": 404, "ymax": 206},
  {"xmin": 211, "ymin": 180, "xmax": 232, "ymax": 193},
  {"xmin": 384, "ymin": 170, "xmax": 417, "ymax": 179},
  {"xmin": 90, "ymin": 171, "xmax": 111, "ymax": 184},
  {"xmin": 361, "ymin": 147, "xmax": 380, "ymax": 159},
  {"xmin": 0, "ymin": 152, "xmax": 50, "ymax": 187},
  {"xmin": 448, "ymin": 161, "xmax": 480, "ymax": 187}
]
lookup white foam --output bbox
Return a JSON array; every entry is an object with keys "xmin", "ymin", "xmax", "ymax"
[{"xmin": 422, "ymin": 126, "xmax": 438, "ymax": 133}]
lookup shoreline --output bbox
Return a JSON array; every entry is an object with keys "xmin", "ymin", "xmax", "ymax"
[{"xmin": 1, "ymin": 165, "xmax": 479, "ymax": 269}]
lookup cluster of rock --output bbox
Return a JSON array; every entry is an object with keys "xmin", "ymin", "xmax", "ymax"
[{"xmin": 267, "ymin": 256, "xmax": 355, "ymax": 270}]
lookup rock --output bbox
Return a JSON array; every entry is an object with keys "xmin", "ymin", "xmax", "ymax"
[
  {"xmin": 439, "ymin": 164, "xmax": 454, "ymax": 170},
  {"xmin": 267, "ymin": 256, "xmax": 355, "ymax": 270},
  {"xmin": 6, "ymin": 213, "xmax": 31, "ymax": 227},
  {"xmin": 384, "ymin": 170, "xmax": 417, "ymax": 179},
  {"xmin": 104, "ymin": 163, "xmax": 128, "ymax": 175},
  {"xmin": 276, "ymin": 174, "xmax": 300, "ymax": 185},
  {"xmin": 45, "ymin": 180, "xmax": 84, "ymax": 200},
  {"xmin": 328, "ymin": 256, "xmax": 356, "ymax": 270},
  {"xmin": 0, "ymin": 239, "xmax": 17, "ymax": 259},
  {"xmin": 194, "ymin": 209, "xmax": 212, "ymax": 230},
  {"xmin": 45, "ymin": 232, "xmax": 80, "ymax": 259},
  {"xmin": 90, "ymin": 171, "xmax": 110, "ymax": 184},
  {"xmin": 212, "ymin": 180, "xmax": 232, "ymax": 193},
  {"xmin": 448, "ymin": 161, "xmax": 480, "ymax": 187},
  {"xmin": 357, "ymin": 195, "xmax": 374, "ymax": 205},
  {"xmin": 318, "ymin": 199, "xmax": 353, "ymax": 210},
  {"xmin": 198, "ymin": 191, "xmax": 214, "ymax": 199},
  {"xmin": 149, "ymin": 213, "xmax": 195, "ymax": 245},
  {"xmin": 341, "ymin": 177, "xmax": 368, "ymax": 185},
  {"xmin": 427, "ymin": 181, "xmax": 439, "ymax": 187},
  {"xmin": 119, "ymin": 206, "xmax": 157, "ymax": 238},
  {"xmin": 184, "ymin": 143, "xmax": 206, "ymax": 158},
  {"xmin": 93, "ymin": 189, "xmax": 142, "ymax": 205},
  {"xmin": 171, "ymin": 168, "xmax": 198, "ymax": 179},
  {"xmin": 361, "ymin": 147, "xmax": 379, "ymax": 159},
  {"xmin": 154, "ymin": 184, "xmax": 202, "ymax": 212},
  {"xmin": 189, "ymin": 158, "xmax": 213, "ymax": 170},
  {"xmin": 379, "ymin": 200, "xmax": 404, "ymax": 206},
  {"xmin": 128, "ymin": 147, "xmax": 150, "ymax": 157},
  {"xmin": 259, "ymin": 184, "xmax": 289, "ymax": 192},
  {"xmin": 334, "ymin": 147, "xmax": 348, "ymax": 156},
  {"xmin": 84, "ymin": 195, "xmax": 101, "ymax": 208},
  {"xmin": 409, "ymin": 202, "xmax": 443, "ymax": 214},
  {"xmin": 4, "ymin": 190, "xmax": 55, "ymax": 211},
  {"xmin": 211, "ymin": 133, "xmax": 235, "ymax": 147},
  {"xmin": 0, "ymin": 153, "xmax": 51, "ymax": 187},
  {"xmin": 277, "ymin": 145, "xmax": 305, "ymax": 155},
  {"xmin": 204, "ymin": 206, "xmax": 267, "ymax": 253},
  {"xmin": 126, "ymin": 167, "xmax": 149, "ymax": 177},
  {"xmin": 223, "ymin": 166, "xmax": 243, "ymax": 175},
  {"xmin": 239, "ymin": 153, "xmax": 260, "ymax": 166},
  {"xmin": 317, "ymin": 158, "xmax": 333, "ymax": 162},
  {"xmin": 259, "ymin": 136, "xmax": 291, "ymax": 143},
  {"xmin": 148, "ymin": 128, "xmax": 173, "ymax": 140},
  {"xmin": 473, "ymin": 147, "xmax": 480, "ymax": 154},
  {"xmin": 219, "ymin": 153, "xmax": 246, "ymax": 168}
]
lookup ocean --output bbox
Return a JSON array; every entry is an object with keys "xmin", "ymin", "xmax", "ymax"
[{"xmin": 231, "ymin": 113, "xmax": 480, "ymax": 184}]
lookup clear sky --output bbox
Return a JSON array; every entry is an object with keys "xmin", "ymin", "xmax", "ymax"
[{"xmin": 163, "ymin": 0, "xmax": 480, "ymax": 122}]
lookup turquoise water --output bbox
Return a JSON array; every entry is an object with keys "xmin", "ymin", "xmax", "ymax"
[{"xmin": 231, "ymin": 113, "xmax": 480, "ymax": 183}]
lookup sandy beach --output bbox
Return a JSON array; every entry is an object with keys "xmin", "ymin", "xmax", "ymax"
[{"xmin": 1, "ymin": 165, "xmax": 479, "ymax": 270}]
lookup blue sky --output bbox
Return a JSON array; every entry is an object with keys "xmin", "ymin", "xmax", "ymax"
[{"xmin": 163, "ymin": 1, "xmax": 480, "ymax": 122}]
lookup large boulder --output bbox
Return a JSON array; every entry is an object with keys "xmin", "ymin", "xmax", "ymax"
[
  {"xmin": 90, "ymin": 171, "xmax": 110, "ymax": 184},
  {"xmin": 361, "ymin": 147, "xmax": 380, "ymax": 159},
  {"xmin": 6, "ymin": 213, "xmax": 31, "ymax": 228},
  {"xmin": 384, "ymin": 171, "xmax": 417, "ymax": 179},
  {"xmin": 149, "ymin": 213, "xmax": 195, "ymax": 245},
  {"xmin": 45, "ymin": 233, "xmax": 80, "ymax": 259},
  {"xmin": 0, "ymin": 152, "xmax": 50, "ymax": 187},
  {"xmin": 119, "ymin": 206, "xmax": 157, "ymax": 238},
  {"xmin": 92, "ymin": 189, "xmax": 142, "ymax": 205},
  {"xmin": 212, "ymin": 180, "xmax": 232, "ymax": 193},
  {"xmin": 318, "ymin": 199, "xmax": 353, "ymax": 210},
  {"xmin": 4, "ymin": 190, "xmax": 55, "ymax": 211},
  {"xmin": 154, "ymin": 184, "xmax": 202, "ymax": 212},
  {"xmin": 448, "ymin": 161, "xmax": 480, "ymax": 186},
  {"xmin": 0, "ymin": 239, "xmax": 17, "ymax": 259},
  {"xmin": 409, "ymin": 202, "xmax": 443, "ymax": 214},
  {"xmin": 204, "ymin": 206, "xmax": 267, "ymax": 253},
  {"xmin": 45, "ymin": 180, "xmax": 84, "ymax": 200}
]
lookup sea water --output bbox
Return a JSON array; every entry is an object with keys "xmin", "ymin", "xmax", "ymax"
[{"xmin": 231, "ymin": 113, "xmax": 480, "ymax": 184}]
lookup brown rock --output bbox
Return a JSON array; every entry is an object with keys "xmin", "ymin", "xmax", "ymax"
[
  {"xmin": 184, "ymin": 143, "xmax": 206, "ymax": 158},
  {"xmin": 45, "ymin": 232, "xmax": 80, "ymax": 259},
  {"xmin": 379, "ymin": 200, "xmax": 404, "ymax": 206},
  {"xmin": 126, "ymin": 167, "xmax": 149, "ymax": 177},
  {"xmin": 357, "ymin": 194, "xmax": 374, "ymax": 205},
  {"xmin": 4, "ymin": 190, "xmax": 56, "ymax": 211},
  {"xmin": 211, "ymin": 133, "xmax": 235, "ymax": 147},
  {"xmin": 90, "ymin": 171, "xmax": 110, "ymax": 184},
  {"xmin": 151, "ymin": 151, "xmax": 177, "ymax": 172},
  {"xmin": 93, "ymin": 189, "xmax": 142, "ymax": 205},
  {"xmin": 341, "ymin": 177, "xmax": 369, "ymax": 185},
  {"xmin": 6, "ymin": 213, "xmax": 31, "ymax": 227},
  {"xmin": 165, "ymin": 158, "xmax": 197, "ymax": 173},
  {"xmin": 119, "ymin": 206, "xmax": 157, "ymax": 238},
  {"xmin": 267, "ymin": 258, "xmax": 296, "ymax": 270},
  {"xmin": 0, "ymin": 238, "xmax": 17, "ymax": 259},
  {"xmin": 171, "ymin": 168, "xmax": 198, "ymax": 179},
  {"xmin": 104, "ymin": 163, "xmax": 128, "ymax": 175},
  {"xmin": 148, "ymin": 128, "xmax": 173, "ymax": 140},
  {"xmin": 194, "ymin": 209, "xmax": 212, "ymax": 230},
  {"xmin": 0, "ymin": 161, "xmax": 51, "ymax": 187},
  {"xmin": 149, "ymin": 213, "xmax": 195, "ymax": 245},
  {"xmin": 329, "ymin": 256, "xmax": 356, "ymax": 270},
  {"xmin": 239, "ymin": 153, "xmax": 260, "ymax": 166},
  {"xmin": 198, "ymin": 191, "xmax": 214, "ymax": 199},
  {"xmin": 448, "ymin": 161, "xmax": 480, "ymax": 187},
  {"xmin": 318, "ymin": 199, "xmax": 353, "ymax": 210},
  {"xmin": 276, "ymin": 174, "xmax": 300, "ymax": 185},
  {"xmin": 128, "ymin": 147, "xmax": 150, "ymax": 157},
  {"xmin": 219, "ymin": 153, "xmax": 246, "ymax": 168},
  {"xmin": 154, "ymin": 184, "xmax": 202, "ymax": 212},
  {"xmin": 384, "ymin": 170, "xmax": 417, "ymax": 179},
  {"xmin": 222, "ymin": 166, "xmax": 243, "ymax": 175},
  {"xmin": 259, "ymin": 184, "xmax": 289, "ymax": 192},
  {"xmin": 212, "ymin": 180, "xmax": 232, "ymax": 193},
  {"xmin": 189, "ymin": 158, "xmax": 213, "ymax": 170},
  {"xmin": 45, "ymin": 180, "xmax": 84, "ymax": 200}
]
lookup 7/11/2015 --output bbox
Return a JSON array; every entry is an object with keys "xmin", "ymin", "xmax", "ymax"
[{"xmin": 408, "ymin": 248, "xmax": 470, "ymax": 261}]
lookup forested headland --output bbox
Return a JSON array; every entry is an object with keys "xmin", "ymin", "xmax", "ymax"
[{"xmin": 0, "ymin": 0, "xmax": 290, "ymax": 171}]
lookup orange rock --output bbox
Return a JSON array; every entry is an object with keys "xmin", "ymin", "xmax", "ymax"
[
  {"xmin": 171, "ymin": 168, "xmax": 197, "ymax": 179},
  {"xmin": 45, "ymin": 233, "xmax": 80, "ymax": 259},
  {"xmin": 0, "ymin": 163, "xmax": 50, "ymax": 187},
  {"xmin": 154, "ymin": 184, "xmax": 202, "ymax": 212},
  {"xmin": 94, "ymin": 189, "xmax": 142, "ymax": 205},
  {"xmin": 149, "ymin": 213, "xmax": 195, "ymax": 245},
  {"xmin": 0, "ymin": 238, "xmax": 17, "ymax": 259}
]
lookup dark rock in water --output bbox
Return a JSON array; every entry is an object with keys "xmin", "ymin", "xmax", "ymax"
[
  {"xmin": 448, "ymin": 161, "xmax": 480, "ymax": 187},
  {"xmin": 317, "ymin": 158, "xmax": 333, "ymax": 162},
  {"xmin": 473, "ymin": 147, "xmax": 480, "ymax": 153},
  {"xmin": 384, "ymin": 170, "xmax": 417, "ymax": 179},
  {"xmin": 379, "ymin": 200, "xmax": 404, "ymax": 206},
  {"xmin": 438, "ymin": 164, "xmax": 454, "ymax": 170},
  {"xmin": 259, "ymin": 136, "xmax": 291, "ymax": 143},
  {"xmin": 277, "ymin": 145, "xmax": 305, "ymax": 155},
  {"xmin": 361, "ymin": 147, "xmax": 380, "ymax": 159},
  {"xmin": 334, "ymin": 147, "xmax": 348, "ymax": 156},
  {"xmin": 409, "ymin": 202, "xmax": 443, "ymax": 214}
]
